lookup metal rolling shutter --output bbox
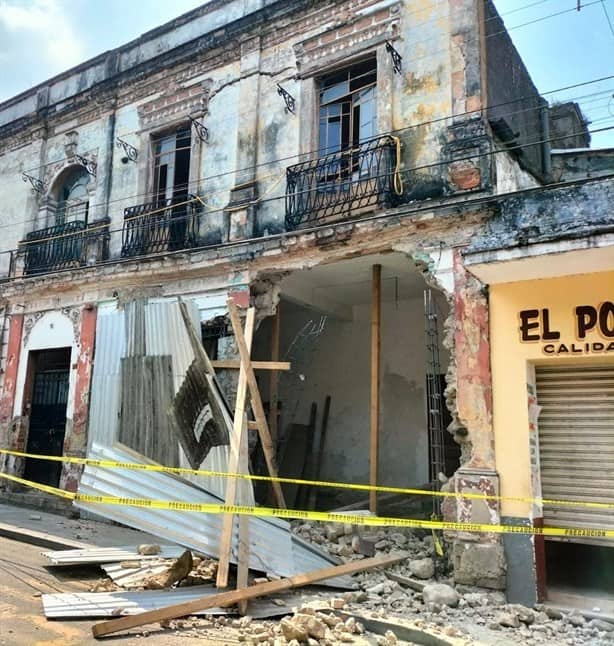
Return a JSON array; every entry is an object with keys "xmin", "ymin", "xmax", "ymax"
[{"xmin": 536, "ymin": 365, "xmax": 614, "ymax": 544}]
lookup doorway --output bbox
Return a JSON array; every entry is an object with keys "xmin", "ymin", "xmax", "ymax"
[{"xmin": 23, "ymin": 348, "xmax": 71, "ymax": 487}]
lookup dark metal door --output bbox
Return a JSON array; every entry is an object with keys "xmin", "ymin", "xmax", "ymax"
[{"xmin": 23, "ymin": 368, "xmax": 69, "ymax": 487}]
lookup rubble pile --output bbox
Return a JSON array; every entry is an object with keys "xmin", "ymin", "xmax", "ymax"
[
  {"xmin": 292, "ymin": 521, "xmax": 436, "ymax": 563},
  {"xmin": 291, "ymin": 522, "xmax": 614, "ymax": 646}
]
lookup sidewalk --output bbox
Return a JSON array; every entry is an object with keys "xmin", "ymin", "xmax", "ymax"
[{"xmin": 0, "ymin": 500, "xmax": 168, "ymax": 550}]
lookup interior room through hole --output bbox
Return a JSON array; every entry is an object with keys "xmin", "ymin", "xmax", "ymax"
[{"xmin": 251, "ymin": 252, "xmax": 459, "ymax": 511}]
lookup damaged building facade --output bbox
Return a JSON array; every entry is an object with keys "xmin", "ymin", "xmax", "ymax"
[{"xmin": 0, "ymin": 0, "xmax": 611, "ymax": 609}]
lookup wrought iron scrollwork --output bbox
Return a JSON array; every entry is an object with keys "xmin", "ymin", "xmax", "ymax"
[
  {"xmin": 277, "ymin": 83, "xmax": 296, "ymax": 115},
  {"xmin": 121, "ymin": 194, "xmax": 201, "ymax": 257},
  {"xmin": 285, "ymin": 135, "xmax": 399, "ymax": 230},
  {"xmin": 189, "ymin": 115, "xmax": 209, "ymax": 143},
  {"xmin": 116, "ymin": 137, "xmax": 138, "ymax": 162},
  {"xmin": 385, "ymin": 41, "xmax": 402, "ymax": 75},
  {"xmin": 21, "ymin": 172, "xmax": 46, "ymax": 194},
  {"xmin": 21, "ymin": 220, "xmax": 88, "ymax": 275},
  {"xmin": 74, "ymin": 154, "xmax": 97, "ymax": 176}
]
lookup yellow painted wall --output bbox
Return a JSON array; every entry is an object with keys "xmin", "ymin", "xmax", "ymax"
[{"xmin": 490, "ymin": 271, "xmax": 614, "ymax": 518}]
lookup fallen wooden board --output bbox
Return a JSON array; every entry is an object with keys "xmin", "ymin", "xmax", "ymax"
[
  {"xmin": 92, "ymin": 554, "xmax": 407, "ymax": 637},
  {"xmin": 211, "ymin": 360, "xmax": 291, "ymax": 371},
  {"xmin": 0, "ymin": 521, "xmax": 90, "ymax": 551},
  {"xmin": 42, "ymin": 546, "xmax": 184, "ymax": 566}
]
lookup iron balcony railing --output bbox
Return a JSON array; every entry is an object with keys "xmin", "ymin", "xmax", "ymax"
[
  {"xmin": 21, "ymin": 220, "xmax": 87, "ymax": 275},
  {"xmin": 121, "ymin": 194, "xmax": 200, "ymax": 258},
  {"xmin": 285, "ymin": 135, "xmax": 400, "ymax": 230}
]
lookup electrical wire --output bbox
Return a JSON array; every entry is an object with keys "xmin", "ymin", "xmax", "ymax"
[
  {"xmin": 7, "ymin": 121, "xmax": 614, "ymax": 253},
  {"xmin": 17, "ymin": 0, "xmax": 607, "ymax": 173},
  {"xmin": 601, "ymin": 0, "xmax": 614, "ymax": 42},
  {"xmin": 10, "ymin": 76, "xmax": 614, "ymax": 234}
]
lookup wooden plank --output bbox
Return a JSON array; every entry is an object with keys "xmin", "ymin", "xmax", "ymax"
[
  {"xmin": 227, "ymin": 299, "xmax": 286, "ymax": 509},
  {"xmin": 370, "ymin": 264, "xmax": 381, "ymax": 515},
  {"xmin": 211, "ymin": 360, "xmax": 290, "ymax": 371},
  {"xmin": 307, "ymin": 395, "xmax": 331, "ymax": 510},
  {"xmin": 296, "ymin": 403, "xmax": 318, "ymax": 509},
  {"xmin": 216, "ymin": 308, "xmax": 255, "ymax": 589},
  {"xmin": 92, "ymin": 554, "xmax": 406, "ymax": 638},
  {"xmin": 268, "ymin": 308, "xmax": 281, "ymax": 446}
]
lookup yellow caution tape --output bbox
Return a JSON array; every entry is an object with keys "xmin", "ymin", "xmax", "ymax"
[
  {"xmin": 1, "ymin": 470, "xmax": 612, "ymax": 541},
  {"xmin": 1, "ymin": 448, "xmax": 613, "ymax": 511}
]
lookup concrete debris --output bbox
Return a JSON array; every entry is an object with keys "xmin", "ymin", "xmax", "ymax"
[
  {"xmin": 422, "ymin": 583, "xmax": 460, "ymax": 608},
  {"xmin": 408, "ymin": 557, "xmax": 435, "ymax": 580},
  {"xmin": 34, "ymin": 514, "xmax": 614, "ymax": 645},
  {"xmin": 138, "ymin": 543, "xmax": 161, "ymax": 556},
  {"xmin": 141, "ymin": 550, "xmax": 193, "ymax": 589}
]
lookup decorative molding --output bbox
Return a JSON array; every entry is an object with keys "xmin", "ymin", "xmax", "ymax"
[
  {"xmin": 294, "ymin": 2, "xmax": 400, "ymax": 77},
  {"xmin": 61, "ymin": 306, "xmax": 82, "ymax": 340},
  {"xmin": 22, "ymin": 312, "xmax": 44, "ymax": 347}
]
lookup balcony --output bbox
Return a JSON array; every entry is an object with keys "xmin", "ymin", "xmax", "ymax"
[
  {"xmin": 20, "ymin": 220, "xmax": 88, "ymax": 275},
  {"xmin": 121, "ymin": 194, "xmax": 200, "ymax": 258},
  {"xmin": 285, "ymin": 135, "xmax": 400, "ymax": 230}
]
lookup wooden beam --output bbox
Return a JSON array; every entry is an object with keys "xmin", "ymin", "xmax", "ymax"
[
  {"xmin": 92, "ymin": 554, "xmax": 406, "ymax": 638},
  {"xmin": 227, "ymin": 299, "xmax": 286, "ymax": 508},
  {"xmin": 370, "ymin": 264, "xmax": 381, "ymax": 515},
  {"xmin": 216, "ymin": 307, "xmax": 255, "ymax": 589},
  {"xmin": 268, "ymin": 308, "xmax": 281, "ymax": 446},
  {"xmin": 211, "ymin": 360, "xmax": 291, "ymax": 371}
]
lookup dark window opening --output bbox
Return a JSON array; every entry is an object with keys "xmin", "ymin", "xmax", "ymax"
[
  {"xmin": 55, "ymin": 167, "xmax": 90, "ymax": 226},
  {"xmin": 319, "ymin": 58, "xmax": 377, "ymax": 159},
  {"xmin": 153, "ymin": 128, "xmax": 192, "ymax": 250},
  {"xmin": 201, "ymin": 317, "xmax": 229, "ymax": 361}
]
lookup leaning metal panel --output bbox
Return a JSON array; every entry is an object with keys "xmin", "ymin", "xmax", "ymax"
[{"xmin": 285, "ymin": 135, "xmax": 397, "ymax": 230}]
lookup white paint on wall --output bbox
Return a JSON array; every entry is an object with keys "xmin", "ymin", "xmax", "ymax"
[{"xmin": 13, "ymin": 311, "xmax": 78, "ymax": 420}]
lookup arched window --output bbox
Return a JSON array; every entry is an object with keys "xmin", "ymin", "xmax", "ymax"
[{"xmin": 54, "ymin": 167, "xmax": 90, "ymax": 225}]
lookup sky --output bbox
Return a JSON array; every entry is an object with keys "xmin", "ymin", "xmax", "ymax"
[{"xmin": 0, "ymin": 0, "xmax": 613, "ymax": 147}]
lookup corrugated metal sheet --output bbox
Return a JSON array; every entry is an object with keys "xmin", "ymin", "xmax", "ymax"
[
  {"xmin": 76, "ymin": 444, "xmax": 353, "ymax": 588},
  {"xmin": 88, "ymin": 310, "xmax": 125, "ymax": 449},
  {"xmin": 102, "ymin": 561, "xmax": 175, "ymax": 588},
  {"xmin": 42, "ymin": 587, "xmax": 324, "ymax": 619},
  {"xmin": 42, "ymin": 546, "xmax": 184, "ymax": 566},
  {"xmin": 87, "ymin": 298, "xmax": 235, "ymax": 498},
  {"xmin": 42, "ymin": 586, "xmax": 233, "ymax": 618},
  {"xmin": 536, "ymin": 364, "xmax": 614, "ymax": 545}
]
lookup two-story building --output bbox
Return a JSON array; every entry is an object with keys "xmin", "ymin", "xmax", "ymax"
[{"xmin": 0, "ymin": 0, "xmax": 612, "ymax": 609}]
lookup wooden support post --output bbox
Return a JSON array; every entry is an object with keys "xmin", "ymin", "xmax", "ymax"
[
  {"xmin": 370, "ymin": 264, "xmax": 381, "ymax": 515},
  {"xmin": 216, "ymin": 307, "xmax": 255, "ymax": 590},
  {"xmin": 268, "ymin": 308, "xmax": 281, "ymax": 446},
  {"xmin": 227, "ymin": 299, "xmax": 286, "ymax": 508},
  {"xmin": 92, "ymin": 554, "xmax": 406, "ymax": 638}
]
